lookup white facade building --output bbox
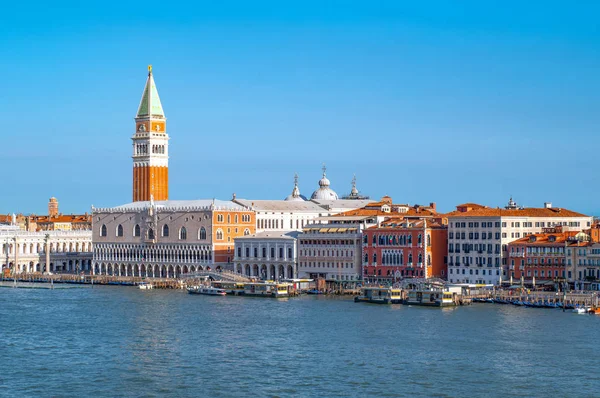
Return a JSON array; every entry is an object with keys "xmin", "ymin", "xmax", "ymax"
[
  {"xmin": 233, "ymin": 199, "xmax": 331, "ymax": 233},
  {"xmin": 446, "ymin": 200, "xmax": 592, "ymax": 285},
  {"xmin": 1, "ymin": 225, "xmax": 93, "ymax": 274},
  {"xmin": 92, "ymin": 199, "xmax": 255, "ymax": 278},
  {"xmin": 297, "ymin": 217, "xmax": 375, "ymax": 282},
  {"xmin": 233, "ymin": 231, "xmax": 299, "ymax": 280}
]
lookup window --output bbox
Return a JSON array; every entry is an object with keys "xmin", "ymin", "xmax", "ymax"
[
  {"xmin": 162, "ymin": 224, "xmax": 169, "ymax": 237},
  {"xmin": 288, "ymin": 247, "xmax": 292, "ymax": 259},
  {"xmin": 216, "ymin": 229, "xmax": 223, "ymax": 240},
  {"xmin": 243, "ymin": 228, "xmax": 250, "ymax": 236},
  {"xmin": 116, "ymin": 224, "xmax": 123, "ymax": 237},
  {"xmin": 148, "ymin": 229, "xmax": 155, "ymax": 240},
  {"xmin": 134, "ymin": 224, "xmax": 141, "ymax": 237},
  {"xmin": 217, "ymin": 214, "xmax": 224, "ymax": 222},
  {"xmin": 179, "ymin": 227, "xmax": 187, "ymax": 240},
  {"xmin": 100, "ymin": 224, "xmax": 107, "ymax": 237},
  {"xmin": 199, "ymin": 227, "xmax": 207, "ymax": 240},
  {"xmin": 237, "ymin": 247, "xmax": 242, "ymax": 257}
]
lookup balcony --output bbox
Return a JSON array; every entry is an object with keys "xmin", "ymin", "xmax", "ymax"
[{"xmin": 509, "ymin": 252, "xmax": 525, "ymax": 258}]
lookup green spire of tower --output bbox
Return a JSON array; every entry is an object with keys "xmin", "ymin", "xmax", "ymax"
[{"xmin": 136, "ymin": 65, "xmax": 165, "ymax": 118}]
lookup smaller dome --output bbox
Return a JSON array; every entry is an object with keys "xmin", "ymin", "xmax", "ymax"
[{"xmin": 284, "ymin": 173, "xmax": 306, "ymax": 201}]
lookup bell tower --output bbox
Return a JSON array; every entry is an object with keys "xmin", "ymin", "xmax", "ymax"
[{"xmin": 132, "ymin": 65, "xmax": 169, "ymax": 202}]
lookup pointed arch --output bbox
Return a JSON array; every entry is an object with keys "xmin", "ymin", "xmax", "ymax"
[
  {"xmin": 198, "ymin": 227, "xmax": 207, "ymax": 240},
  {"xmin": 134, "ymin": 224, "xmax": 141, "ymax": 237},
  {"xmin": 116, "ymin": 224, "xmax": 123, "ymax": 237},
  {"xmin": 162, "ymin": 224, "xmax": 169, "ymax": 237},
  {"xmin": 179, "ymin": 227, "xmax": 187, "ymax": 240},
  {"xmin": 100, "ymin": 224, "xmax": 107, "ymax": 237}
]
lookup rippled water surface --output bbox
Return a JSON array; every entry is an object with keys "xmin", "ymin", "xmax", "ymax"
[{"xmin": 1, "ymin": 286, "xmax": 600, "ymax": 397}]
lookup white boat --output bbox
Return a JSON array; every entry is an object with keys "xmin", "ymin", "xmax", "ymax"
[
  {"xmin": 242, "ymin": 282, "xmax": 290, "ymax": 298},
  {"xmin": 138, "ymin": 282, "xmax": 153, "ymax": 290},
  {"xmin": 573, "ymin": 307, "xmax": 590, "ymax": 314},
  {"xmin": 187, "ymin": 286, "xmax": 227, "ymax": 296}
]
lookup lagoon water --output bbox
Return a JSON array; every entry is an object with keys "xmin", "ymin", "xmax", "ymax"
[{"xmin": 1, "ymin": 286, "xmax": 599, "ymax": 397}]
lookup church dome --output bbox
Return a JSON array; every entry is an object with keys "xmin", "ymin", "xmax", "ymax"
[
  {"xmin": 284, "ymin": 173, "xmax": 306, "ymax": 201},
  {"xmin": 311, "ymin": 166, "xmax": 338, "ymax": 200}
]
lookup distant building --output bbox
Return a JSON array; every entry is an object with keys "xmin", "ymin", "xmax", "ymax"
[
  {"xmin": 132, "ymin": 65, "xmax": 169, "ymax": 202},
  {"xmin": 92, "ymin": 199, "xmax": 255, "ymax": 277},
  {"xmin": 233, "ymin": 231, "xmax": 299, "ymax": 279},
  {"xmin": 363, "ymin": 216, "xmax": 448, "ymax": 282},
  {"xmin": 1, "ymin": 225, "xmax": 92, "ymax": 274},
  {"xmin": 507, "ymin": 226, "xmax": 584, "ymax": 283},
  {"xmin": 233, "ymin": 198, "xmax": 331, "ymax": 232},
  {"xmin": 297, "ymin": 216, "xmax": 375, "ymax": 282},
  {"xmin": 445, "ymin": 198, "xmax": 592, "ymax": 285}
]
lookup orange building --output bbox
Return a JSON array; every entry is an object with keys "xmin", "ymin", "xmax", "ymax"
[
  {"xmin": 363, "ymin": 217, "xmax": 448, "ymax": 282},
  {"xmin": 132, "ymin": 65, "xmax": 169, "ymax": 202}
]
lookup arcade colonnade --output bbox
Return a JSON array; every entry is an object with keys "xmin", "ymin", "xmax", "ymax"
[
  {"xmin": 93, "ymin": 243, "xmax": 216, "ymax": 278},
  {"xmin": 234, "ymin": 263, "xmax": 296, "ymax": 280}
]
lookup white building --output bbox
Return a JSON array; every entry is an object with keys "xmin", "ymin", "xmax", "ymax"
[
  {"xmin": 446, "ymin": 199, "xmax": 592, "ymax": 285},
  {"xmin": 233, "ymin": 231, "xmax": 299, "ymax": 280},
  {"xmin": 297, "ymin": 216, "xmax": 376, "ymax": 282},
  {"xmin": 92, "ymin": 199, "xmax": 255, "ymax": 278},
  {"xmin": 1, "ymin": 225, "xmax": 93, "ymax": 274},
  {"xmin": 233, "ymin": 169, "xmax": 372, "ymax": 233},
  {"xmin": 233, "ymin": 198, "xmax": 331, "ymax": 233}
]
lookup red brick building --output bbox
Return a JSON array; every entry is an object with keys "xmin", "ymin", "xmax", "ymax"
[{"xmin": 362, "ymin": 217, "xmax": 448, "ymax": 282}]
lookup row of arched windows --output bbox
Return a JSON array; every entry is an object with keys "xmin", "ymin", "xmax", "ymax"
[
  {"xmin": 365, "ymin": 233, "xmax": 430, "ymax": 247},
  {"xmin": 365, "ymin": 252, "xmax": 429, "ymax": 266},
  {"xmin": 100, "ymin": 224, "xmax": 249, "ymax": 240},
  {"xmin": 152, "ymin": 144, "xmax": 165, "ymax": 154}
]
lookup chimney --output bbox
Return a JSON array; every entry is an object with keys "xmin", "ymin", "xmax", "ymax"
[
  {"xmin": 544, "ymin": 202, "xmax": 552, "ymax": 209},
  {"xmin": 429, "ymin": 202, "xmax": 436, "ymax": 212},
  {"xmin": 48, "ymin": 197, "xmax": 59, "ymax": 217}
]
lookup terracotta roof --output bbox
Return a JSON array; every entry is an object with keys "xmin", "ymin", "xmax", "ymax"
[
  {"xmin": 375, "ymin": 218, "xmax": 445, "ymax": 229},
  {"xmin": 509, "ymin": 231, "xmax": 590, "ymax": 247},
  {"xmin": 445, "ymin": 207, "xmax": 589, "ymax": 218},
  {"xmin": 33, "ymin": 215, "xmax": 91, "ymax": 223},
  {"xmin": 334, "ymin": 207, "xmax": 437, "ymax": 218},
  {"xmin": 456, "ymin": 203, "xmax": 486, "ymax": 208}
]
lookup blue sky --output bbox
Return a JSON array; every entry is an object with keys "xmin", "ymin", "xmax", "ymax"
[{"xmin": 1, "ymin": 0, "xmax": 599, "ymax": 215}]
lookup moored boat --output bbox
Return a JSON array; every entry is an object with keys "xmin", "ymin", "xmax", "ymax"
[
  {"xmin": 354, "ymin": 287, "xmax": 403, "ymax": 304},
  {"xmin": 187, "ymin": 286, "xmax": 227, "ymax": 296},
  {"xmin": 405, "ymin": 289, "xmax": 456, "ymax": 307},
  {"xmin": 242, "ymin": 282, "xmax": 291, "ymax": 298},
  {"xmin": 138, "ymin": 282, "xmax": 153, "ymax": 290}
]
